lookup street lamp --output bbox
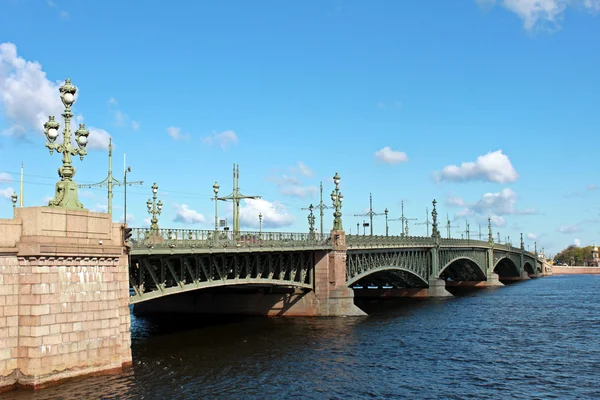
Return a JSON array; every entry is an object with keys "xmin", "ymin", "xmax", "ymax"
[
  {"xmin": 11, "ymin": 192, "xmax": 17, "ymax": 208},
  {"xmin": 331, "ymin": 172, "xmax": 343, "ymax": 231},
  {"xmin": 147, "ymin": 182, "xmax": 163, "ymax": 232},
  {"xmin": 307, "ymin": 204, "xmax": 315, "ymax": 237},
  {"xmin": 213, "ymin": 181, "xmax": 220, "ymax": 232},
  {"xmin": 384, "ymin": 208, "xmax": 389, "ymax": 236},
  {"xmin": 43, "ymin": 78, "xmax": 90, "ymax": 210},
  {"xmin": 259, "ymin": 213, "xmax": 263, "ymax": 235}
]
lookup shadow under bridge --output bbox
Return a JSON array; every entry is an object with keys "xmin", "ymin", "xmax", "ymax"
[{"xmin": 129, "ymin": 250, "xmax": 315, "ymax": 304}]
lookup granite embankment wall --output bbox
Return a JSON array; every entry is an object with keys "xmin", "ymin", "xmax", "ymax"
[
  {"xmin": 0, "ymin": 207, "xmax": 131, "ymax": 391},
  {"xmin": 551, "ymin": 266, "xmax": 600, "ymax": 275}
]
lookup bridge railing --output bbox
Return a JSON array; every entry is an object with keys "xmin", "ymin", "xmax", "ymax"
[
  {"xmin": 346, "ymin": 234, "xmax": 435, "ymax": 248},
  {"xmin": 130, "ymin": 228, "xmax": 331, "ymax": 250}
]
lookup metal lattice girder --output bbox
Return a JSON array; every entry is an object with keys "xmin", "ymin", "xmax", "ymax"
[
  {"xmin": 129, "ymin": 250, "xmax": 314, "ymax": 304},
  {"xmin": 438, "ymin": 248, "xmax": 487, "ymax": 277},
  {"xmin": 493, "ymin": 251, "xmax": 521, "ymax": 270},
  {"xmin": 346, "ymin": 248, "xmax": 431, "ymax": 288}
]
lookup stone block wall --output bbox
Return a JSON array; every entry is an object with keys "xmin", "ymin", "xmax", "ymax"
[{"xmin": 0, "ymin": 207, "xmax": 131, "ymax": 391}]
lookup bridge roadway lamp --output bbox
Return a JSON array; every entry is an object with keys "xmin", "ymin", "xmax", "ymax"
[
  {"xmin": 213, "ymin": 181, "xmax": 220, "ymax": 232},
  {"xmin": 43, "ymin": 78, "xmax": 90, "ymax": 210},
  {"xmin": 331, "ymin": 172, "xmax": 343, "ymax": 231},
  {"xmin": 147, "ymin": 183, "xmax": 163, "ymax": 232}
]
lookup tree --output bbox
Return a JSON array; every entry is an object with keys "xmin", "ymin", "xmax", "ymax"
[{"xmin": 554, "ymin": 245, "xmax": 593, "ymax": 265}]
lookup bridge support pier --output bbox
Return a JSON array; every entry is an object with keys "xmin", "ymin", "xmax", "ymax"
[
  {"xmin": 486, "ymin": 272, "xmax": 504, "ymax": 287},
  {"xmin": 520, "ymin": 270, "xmax": 530, "ymax": 280},
  {"xmin": 0, "ymin": 207, "xmax": 131, "ymax": 392},
  {"xmin": 427, "ymin": 277, "xmax": 453, "ymax": 297}
]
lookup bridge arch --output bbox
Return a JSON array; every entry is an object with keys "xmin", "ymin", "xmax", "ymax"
[
  {"xmin": 493, "ymin": 256, "xmax": 520, "ymax": 278},
  {"xmin": 347, "ymin": 266, "xmax": 428, "ymax": 289},
  {"xmin": 523, "ymin": 261, "xmax": 535, "ymax": 276},
  {"xmin": 439, "ymin": 257, "xmax": 486, "ymax": 281}
]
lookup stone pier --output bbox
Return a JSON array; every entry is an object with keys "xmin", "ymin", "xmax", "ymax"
[{"xmin": 0, "ymin": 207, "xmax": 131, "ymax": 391}]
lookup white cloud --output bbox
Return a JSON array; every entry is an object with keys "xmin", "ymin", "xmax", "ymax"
[
  {"xmin": 166, "ymin": 126, "xmax": 189, "ymax": 141},
  {"xmin": 142, "ymin": 218, "xmax": 151, "ymax": 228},
  {"xmin": 0, "ymin": 186, "xmax": 15, "ymax": 200},
  {"xmin": 87, "ymin": 127, "xmax": 111, "ymax": 151},
  {"xmin": 489, "ymin": 215, "xmax": 507, "ymax": 227},
  {"xmin": 573, "ymin": 238, "xmax": 581, "ymax": 247},
  {"xmin": 279, "ymin": 186, "xmax": 318, "ymax": 198},
  {"xmin": 446, "ymin": 195, "xmax": 466, "ymax": 207},
  {"xmin": 172, "ymin": 203, "xmax": 205, "ymax": 224},
  {"xmin": 0, "ymin": 42, "xmax": 113, "ymax": 152},
  {"xmin": 269, "ymin": 164, "xmax": 317, "ymax": 199},
  {"xmin": 239, "ymin": 198, "xmax": 295, "ymax": 229},
  {"xmin": 0, "ymin": 172, "xmax": 12, "ymax": 183},
  {"xmin": 374, "ymin": 146, "xmax": 408, "ymax": 165},
  {"xmin": 558, "ymin": 224, "xmax": 580, "ymax": 233},
  {"xmin": 480, "ymin": 0, "xmax": 600, "ymax": 30},
  {"xmin": 451, "ymin": 188, "xmax": 536, "ymax": 226},
  {"xmin": 108, "ymin": 97, "xmax": 139, "ymax": 131},
  {"xmin": 527, "ymin": 232, "xmax": 538, "ymax": 240},
  {"xmin": 118, "ymin": 214, "xmax": 135, "ymax": 225},
  {"xmin": 90, "ymin": 203, "xmax": 108, "ymax": 213},
  {"xmin": 59, "ymin": 11, "xmax": 69, "ymax": 21},
  {"xmin": 292, "ymin": 162, "xmax": 313, "ymax": 177},
  {"xmin": 201, "ymin": 130, "xmax": 238, "ymax": 150},
  {"xmin": 433, "ymin": 150, "xmax": 518, "ymax": 183},
  {"xmin": 0, "ymin": 42, "xmax": 64, "ymax": 138},
  {"xmin": 587, "ymin": 183, "xmax": 598, "ymax": 191}
]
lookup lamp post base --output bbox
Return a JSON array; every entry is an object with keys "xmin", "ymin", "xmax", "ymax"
[{"xmin": 47, "ymin": 180, "xmax": 86, "ymax": 210}]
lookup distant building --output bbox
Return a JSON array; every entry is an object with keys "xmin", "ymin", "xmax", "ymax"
[{"xmin": 587, "ymin": 243, "xmax": 600, "ymax": 267}]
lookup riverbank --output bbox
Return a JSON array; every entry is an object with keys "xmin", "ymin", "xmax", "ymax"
[{"xmin": 551, "ymin": 266, "xmax": 600, "ymax": 275}]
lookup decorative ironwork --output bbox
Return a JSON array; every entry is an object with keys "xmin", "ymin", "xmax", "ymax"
[
  {"xmin": 147, "ymin": 183, "xmax": 163, "ymax": 232},
  {"xmin": 346, "ymin": 249, "xmax": 430, "ymax": 287},
  {"xmin": 43, "ymin": 78, "xmax": 90, "ymax": 210},
  {"xmin": 439, "ymin": 248, "xmax": 487, "ymax": 277},
  {"xmin": 431, "ymin": 199, "xmax": 440, "ymax": 239},
  {"xmin": 130, "ymin": 228, "xmax": 331, "ymax": 253},
  {"xmin": 130, "ymin": 250, "xmax": 314, "ymax": 304}
]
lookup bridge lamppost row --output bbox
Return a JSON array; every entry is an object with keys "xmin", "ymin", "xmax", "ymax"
[
  {"xmin": 213, "ymin": 182, "xmax": 220, "ymax": 232},
  {"xmin": 43, "ymin": 78, "xmax": 90, "ymax": 210},
  {"xmin": 147, "ymin": 183, "xmax": 163, "ymax": 232},
  {"xmin": 259, "ymin": 213, "xmax": 263, "ymax": 235},
  {"xmin": 11, "ymin": 192, "xmax": 17, "ymax": 208},
  {"xmin": 331, "ymin": 172, "xmax": 343, "ymax": 231}
]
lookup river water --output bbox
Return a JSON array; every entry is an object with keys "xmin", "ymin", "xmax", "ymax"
[{"xmin": 4, "ymin": 275, "xmax": 600, "ymax": 399}]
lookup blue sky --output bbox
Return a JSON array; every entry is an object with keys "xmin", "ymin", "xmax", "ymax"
[{"xmin": 1, "ymin": 0, "xmax": 599, "ymax": 256}]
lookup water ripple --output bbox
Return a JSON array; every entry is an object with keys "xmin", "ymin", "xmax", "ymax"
[{"xmin": 3, "ymin": 275, "xmax": 600, "ymax": 399}]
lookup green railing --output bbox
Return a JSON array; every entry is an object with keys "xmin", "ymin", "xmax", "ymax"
[
  {"xmin": 130, "ymin": 228, "xmax": 331, "ymax": 250},
  {"xmin": 129, "ymin": 228, "xmax": 539, "ymax": 260}
]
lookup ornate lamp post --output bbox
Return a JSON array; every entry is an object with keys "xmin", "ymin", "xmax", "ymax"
[
  {"xmin": 431, "ymin": 199, "xmax": 440, "ymax": 239},
  {"xmin": 43, "ymin": 79, "xmax": 90, "ymax": 210},
  {"xmin": 146, "ymin": 182, "xmax": 163, "ymax": 232},
  {"xmin": 488, "ymin": 217, "xmax": 494, "ymax": 244},
  {"xmin": 11, "ymin": 192, "xmax": 18, "ymax": 208},
  {"xmin": 331, "ymin": 173, "xmax": 343, "ymax": 231},
  {"xmin": 259, "ymin": 213, "xmax": 263, "ymax": 235},
  {"xmin": 307, "ymin": 204, "xmax": 316, "ymax": 237},
  {"xmin": 520, "ymin": 233, "xmax": 524, "ymax": 250},
  {"xmin": 213, "ymin": 182, "xmax": 220, "ymax": 232},
  {"xmin": 384, "ymin": 208, "xmax": 389, "ymax": 236}
]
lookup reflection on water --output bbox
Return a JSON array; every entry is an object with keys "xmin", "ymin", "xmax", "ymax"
[{"xmin": 5, "ymin": 275, "xmax": 600, "ymax": 399}]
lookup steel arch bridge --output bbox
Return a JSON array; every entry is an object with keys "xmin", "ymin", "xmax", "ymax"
[{"xmin": 128, "ymin": 228, "xmax": 543, "ymax": 303}]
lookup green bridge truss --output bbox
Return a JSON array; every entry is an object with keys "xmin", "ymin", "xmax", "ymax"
[{"xmin": 129, "ymin": 228, "xmax": 542, "ymax": 304}]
